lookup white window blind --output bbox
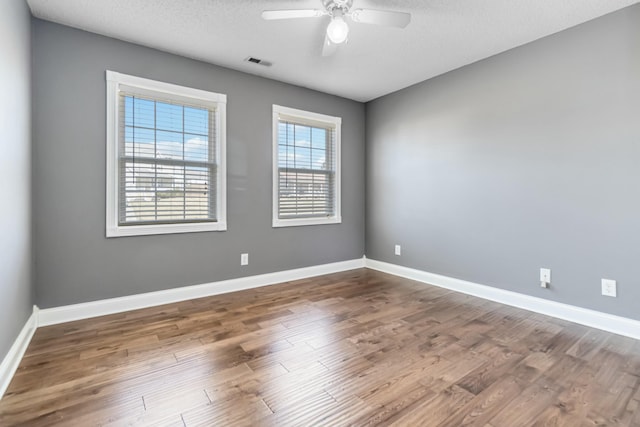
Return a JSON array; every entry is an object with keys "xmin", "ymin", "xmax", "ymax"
[
  {"xmin": 106, "ymin": 71, "xmax": 226, "ymax": 237},
  {"xmin": 119, "ymin": 94, "xmax": 215, "ymax": 224},
  {"xmin": 272, "ymin": 105, "xmax": 341, "ymax": 227}
]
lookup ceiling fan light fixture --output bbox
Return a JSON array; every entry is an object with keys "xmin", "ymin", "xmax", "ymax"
[
  {"xmin": 326, "ymin": 16, "xmax": 349, "ymax": 44},
  {"xmin": 261, "ymin": 1, "xmax": 411, "ymax": 56}
]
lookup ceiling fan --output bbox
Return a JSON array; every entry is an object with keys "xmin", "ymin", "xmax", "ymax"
[{"xmin": 261, "ymin": 0, "xmax": 411, "ymax": 56}]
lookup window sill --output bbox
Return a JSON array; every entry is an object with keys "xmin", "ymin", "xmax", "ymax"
[
  {"xmin": 272, "ymin": 216, "xmax": 341, "ymax": 228},
  {"xmin": 106, "ymin": 221, "xmax": 227, "ymax": 237}
]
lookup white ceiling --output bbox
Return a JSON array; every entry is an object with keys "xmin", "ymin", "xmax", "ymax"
[{"xmin": 27, "ymin": 0, "xmax": 639, "ymax": 102}]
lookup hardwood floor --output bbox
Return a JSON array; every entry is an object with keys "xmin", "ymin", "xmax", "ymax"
[{"xmin": 1, "ymin": 268, "xmax": 639, "ymax": 426}]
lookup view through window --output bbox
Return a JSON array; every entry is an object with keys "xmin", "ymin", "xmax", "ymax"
[
  {"xmin": 273, "ymin": 105, "xmax": 341, "ymax": 227},
  {"xmin": 106, "ymin": 71, "xmax": 226, "ymax": 237}
]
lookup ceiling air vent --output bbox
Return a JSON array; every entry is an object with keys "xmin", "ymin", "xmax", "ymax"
[{"xmin": 244, "ymin": 57, "xmax": 272, "ymax": 67}]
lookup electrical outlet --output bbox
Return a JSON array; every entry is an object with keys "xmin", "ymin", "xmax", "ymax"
[
  {"xmin": 241, "ymin": 253, "xmax": 249, "ymax": 266},
  {"xmin": 394, "ymin": 245, "xmax": 401, "ymax": 256},
  {"xmin": 540, "ymin": 268, "xmax": 551, "ymax": 288},
  {"xmin": 601, "ymin": 279, "xmax": 616, "ymax": 297}
]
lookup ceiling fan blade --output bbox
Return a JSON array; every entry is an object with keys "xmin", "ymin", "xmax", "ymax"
[
  {"xmin": 349, "ymin": 9, "xmax": 411, "ymax": 28},
  {"xmin": 322, "ymin": 34, "xmax": 338, "ymax": 57},
  {"xmin": 262, "ymin": 9, "xmax": 324, "ymax": 20}
]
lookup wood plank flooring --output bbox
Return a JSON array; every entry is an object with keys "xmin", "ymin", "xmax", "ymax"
[{"xmin": 1, "ymin": 268, "xmax": 639, "ymax": 426}]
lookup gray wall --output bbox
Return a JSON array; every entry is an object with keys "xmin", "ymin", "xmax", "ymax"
[
  {"xmin": 366, "ymin": 5, "xmax": 640, "ymax": 320},
  {"xmin": 32, "ymin": 19, "xmax": 365, "ymax": 308},
  {"xmin": 0, "ymin": 0, "xmax": 33, "ymax": 359}
]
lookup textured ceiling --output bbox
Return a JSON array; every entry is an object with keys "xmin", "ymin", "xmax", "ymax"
[{"xmin": 27, "ymin": 0, "xmax": 639, "ymax": 102}]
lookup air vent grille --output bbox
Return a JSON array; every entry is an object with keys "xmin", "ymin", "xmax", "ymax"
[{"xmin": 244, "ymin": 57, "xmax": 272, "ymax": 67}]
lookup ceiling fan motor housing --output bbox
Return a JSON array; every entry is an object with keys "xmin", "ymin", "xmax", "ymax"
[{"xmin": 324, "ymin": 0, "xmax": 353, "ymax": 15}]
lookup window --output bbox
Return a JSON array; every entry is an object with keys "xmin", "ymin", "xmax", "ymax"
[
  {"xmin": 106, "ymin": 71, "xmax": 226, "ymax": 237},
  {"xmin": 272, "ymin": 105, "xmax": 341, "ymax": 227}
]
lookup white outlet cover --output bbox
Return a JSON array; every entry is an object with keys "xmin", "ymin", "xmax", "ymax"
[
  {"xmin": 540, "ymin": 268, "xmax": 551, "ymax": 283},
  {"xmin": 601, "ymin": 279, "xmax": 617, "ymax": 297},
  {"xmin": 241, "ymin": 253, "xmax": 249, "ymax": 266},
  {"xmin": 394, "ymin": 245, "xmax": 401, "ymax": 256}
]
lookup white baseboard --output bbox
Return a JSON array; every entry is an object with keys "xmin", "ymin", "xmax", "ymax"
[
  {"xmin": 366, "ymin": 258, "xmax": 640, "ymax": 341},
  {"xmin": 38, "ymin": 258, "xmax": 366, "ymax": 327},
  {"xmin": 0, "ymin": 306, "xmax": 39, "ymax": 399}
]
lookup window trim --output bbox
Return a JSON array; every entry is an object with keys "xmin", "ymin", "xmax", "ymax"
[
  {"xmin": 106, "ymin": 70, "xmax": 227, "ymax": 237},
  {"xmin": 272, "ymin": 105, "xmax": 342, "ymax": 228}
]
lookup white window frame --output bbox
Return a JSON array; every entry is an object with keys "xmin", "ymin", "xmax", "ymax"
[
  {"xmin": 272, "ymin": 105, "xmax": 342, "ymax": 228},
  {"xmin": 106, "ymin": 71, "xmax": 227, "ymax": 237}
]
